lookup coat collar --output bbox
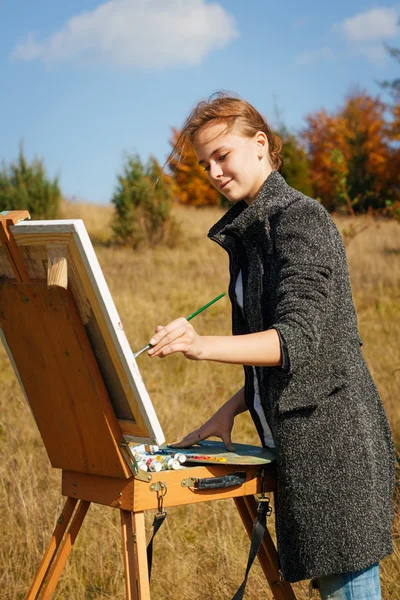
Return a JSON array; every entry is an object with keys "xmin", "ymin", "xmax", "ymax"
[{"xmin": 208, "ymin": 170, "xmax": 299, "ymax": 247}]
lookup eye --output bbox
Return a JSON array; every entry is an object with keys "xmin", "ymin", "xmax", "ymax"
[
  {"xmin": 219, "ymin": 153, "xmax": 228, "ymax": 162},
  {"xmin": 203, "ymin": 165, "xmax": 210, "ymax": 172}
]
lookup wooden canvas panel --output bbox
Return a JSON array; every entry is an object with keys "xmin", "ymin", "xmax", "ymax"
[
  {"xmin": 2, "ymin": 219, "xmax": 164, "ymax": 446},
  {"xmin": 0, "ymin": 282, "xmax": 130, "ymax": 477}
]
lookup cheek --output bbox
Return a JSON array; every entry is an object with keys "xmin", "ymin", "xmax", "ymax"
[
  {"xmin": 208, "ymin": 176, "xmax": 218, "ymax": 189},
  {"xmin": 225, "ymin": 155, "xmax": 241, "ymax": 177}
]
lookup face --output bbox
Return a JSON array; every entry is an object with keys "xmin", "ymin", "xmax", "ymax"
[{"xmin": 193, "ymin": 120, "xmax": 273, "ymax": 204}]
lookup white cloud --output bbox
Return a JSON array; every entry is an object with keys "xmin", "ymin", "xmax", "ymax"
[
  {"xmin": 334, "ymin": 7, "xmax": 399, "ymax": 42},
  {"xmin": 296, "ymin": 46, "xmax": 335, "ymax": 65},
  {"xmin": 12, "ymin": 0, "xmax": 238, "ymax": 68}
]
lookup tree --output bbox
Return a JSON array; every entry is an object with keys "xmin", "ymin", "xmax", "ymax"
[
  {"xmin": 168, "ymin": 128, "xmax": 222, "ymax": 207},
  {"xmin": 279, "ymin": 126, "xmax": 312, "ymax": 196},
  {"xmin": 111, "ymin": 153, "xmax": 179, "ymax": 248},
  {"xmin": 0, "ymin": 145, "xmax": 61, "ymax": 219},
  {"xmin": 302, "ymin": 91, "xmax": 395, "ymax": 213},
  {"xmin": 380, "ymin": 33, "xmax": 400, "ymax": 100},
  {"xmin": 379, "ymin": 34, "xmax": 400, "ymax": 219}
]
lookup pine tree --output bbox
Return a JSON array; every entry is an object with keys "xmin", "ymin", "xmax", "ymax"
[
  {"xmin": 111, "ymin": 153, "xmax": 178, "ymax": 248},
  {"xmin": 0, "ymin": 145, "xmax": 61, "ymax": 218}
]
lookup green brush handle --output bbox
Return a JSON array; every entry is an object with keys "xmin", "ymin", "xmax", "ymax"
[
  {"xmin": 186, "ymin": 292, "xmax": 226, "ymax": 321},
  {"xmin": 133, "ymin": 292, "xmax": 226, "ymax": 359}
]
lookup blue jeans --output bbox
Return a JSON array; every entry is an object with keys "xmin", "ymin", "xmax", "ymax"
[{"xmin": 318, "ymin": 563, "xmax": 381, "ymax": 599}]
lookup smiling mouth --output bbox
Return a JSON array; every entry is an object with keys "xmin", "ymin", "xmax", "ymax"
[{"xmin": 220, "ymin": 179, "xmax": 232, "ymax": 190}]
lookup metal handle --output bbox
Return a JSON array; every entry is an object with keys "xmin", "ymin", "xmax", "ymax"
[{"xmin": 181, "ymin": 471, "xmax": 247, "ymax": 489}]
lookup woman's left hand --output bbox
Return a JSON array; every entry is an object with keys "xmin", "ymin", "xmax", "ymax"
[{"xmin": 147, "ymin": 318, "xmax": 204, "ymax": 359}]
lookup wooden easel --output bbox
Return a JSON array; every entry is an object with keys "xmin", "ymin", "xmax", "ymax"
[{"xmin": 0, "ymin": 212, "xmax": 295, "ymax": 600}]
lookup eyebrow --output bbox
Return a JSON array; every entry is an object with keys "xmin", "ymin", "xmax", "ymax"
[{"xmin": 197, "ymin": 147, "xmax": 227, "ymax": 167}]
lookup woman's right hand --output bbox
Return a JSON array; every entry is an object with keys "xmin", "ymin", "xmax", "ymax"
[{"xmin": 168, "ymin": 386, "xmax": 247, "ymax": 452}]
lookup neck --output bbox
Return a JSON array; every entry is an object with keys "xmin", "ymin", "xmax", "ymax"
[{"xmin": 245, "ymin": 164, "xmax": 274, "ymax": 205}]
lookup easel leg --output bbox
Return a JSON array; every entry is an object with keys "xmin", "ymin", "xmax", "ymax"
[
  {"xmin": 121, "ymin": 510, "xmax": 139, "ymax": 600},
  {"xmin": 27, "ymin": 497, "xmax": 78, "ymax": 600},
  {"xmin": 39, "ymin": 499, "xmax": 90, "ymax": 600},
  {"xmin": 120, "ymin": 511, "xmax": 151, "ymax": 600},
  {"xmin": 234, "ymin": 497, "xmax": 296, "ymax": 600},
  {"xmin": 132, "ymin": 512, "xmax": 150, "ymax": 600}
]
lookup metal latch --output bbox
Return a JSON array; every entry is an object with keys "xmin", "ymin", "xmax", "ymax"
[
  {"xmin": 118, "ymin": 440, "xmax": 152, "ymax": 482},
  {"xmin": 255, "ymin": 468, "xmax": 272, "ymax": 516},
  {"xmin": 149, "ymin": 481, "xmax": 167, "ymax": 515}
]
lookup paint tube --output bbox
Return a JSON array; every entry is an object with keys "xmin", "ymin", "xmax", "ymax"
[
  {"xmin": 146, "ymin": 458, "xmax": 162, "ymax": 472},
  {"xmin": 174, "ymin": 453, "xmax": 187, "ymax": 464},
  {"xmin": 155, "ymin": 455, "xmax": 182, "ymax": 470},
  {"xmin": 131, "ymin": 443, "xmax": 159, "ymax": 455}
]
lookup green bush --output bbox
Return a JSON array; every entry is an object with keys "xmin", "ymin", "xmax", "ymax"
[
  {"xmin": 111, "ymin": 153, "xmax": 179, "ymax": 248},
  {"xmin": 0, "ymin": 146, "xmax": 61, "ymax": 219},
  {"xmin": 279, "ymin": 126, "xmax": 313, "ymax": 197}
]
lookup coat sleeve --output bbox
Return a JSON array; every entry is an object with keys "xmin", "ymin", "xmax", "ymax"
[{"xmin": 268, "ymin": 198, "xmax": 334, "ymax": 375}]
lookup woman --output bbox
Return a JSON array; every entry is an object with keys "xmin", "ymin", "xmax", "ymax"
[{"xmin": 147, "ymin": 94, "xmax": 396, "ymax": 599}]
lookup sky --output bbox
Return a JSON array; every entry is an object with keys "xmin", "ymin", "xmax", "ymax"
[{"xmin": 1, "ymin": 0, "xmax": 400, "ymax": 204}]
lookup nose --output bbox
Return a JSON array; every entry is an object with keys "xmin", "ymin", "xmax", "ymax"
[{"xmin": 208, "ymin": 161, "xmax": 223, "ymax": 181}]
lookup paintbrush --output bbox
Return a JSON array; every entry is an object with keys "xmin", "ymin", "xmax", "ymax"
[{"xmin": 133, "ymin": 292, "xmax": 225, "ymax": 359}]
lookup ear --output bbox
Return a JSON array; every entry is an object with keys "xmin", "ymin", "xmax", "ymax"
[{"xmin": 255, "ymin": 131, "xmax": 269, "ymax": 159}]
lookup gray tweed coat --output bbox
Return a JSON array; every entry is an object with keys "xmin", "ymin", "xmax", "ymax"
[{"xmin": 208, "ymin": 170, "xmax": 396, "ymax": 583}]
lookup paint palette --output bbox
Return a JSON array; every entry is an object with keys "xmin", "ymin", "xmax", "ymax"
[{"xmin": 166, "ymin": 440, "xmax": 276, "ymax": 465}]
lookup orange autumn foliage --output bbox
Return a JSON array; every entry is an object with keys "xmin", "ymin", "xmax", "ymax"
[
  {"xmin": 302, "ymin": 91, "xmax": 395, "ymax": 212},
  {"xmin": 168, "ymin": 128, "xmax": 221, "ymax": 206},
  {"xmin": 390, "ymin": 103, "xmax": 400, "ymax": 142}
]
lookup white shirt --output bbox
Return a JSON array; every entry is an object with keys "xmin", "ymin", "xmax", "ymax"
[{"xmin": 235, "ymin": 271, "xmax": 275, "ymax": 448}]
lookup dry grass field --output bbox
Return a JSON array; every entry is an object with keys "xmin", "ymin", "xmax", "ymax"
[{"xmin": 0, "ymin": 200, "xmax": 399, "ymax": 599}]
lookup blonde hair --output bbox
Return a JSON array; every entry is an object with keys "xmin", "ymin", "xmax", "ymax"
[{"xmin": 170, "ymin": 92, "xmax": 283, "ymax": 171}]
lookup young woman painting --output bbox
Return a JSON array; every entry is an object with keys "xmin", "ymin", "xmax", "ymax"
[{"xmin": 146, "ymin": 94, "xmax": 395, "ymax": 599}]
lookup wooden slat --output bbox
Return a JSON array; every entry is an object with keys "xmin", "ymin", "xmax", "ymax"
[
  {"xmin": 132, "ymin": 512, "xmax": 150, "ymax": 600},
  {"xmin": 40, "ymin": 500, "xmax": 90, "ymax": 599},
  {"xmin": 0, "ymin": 282, "xmax": 130, "ymax": 478},
  {"xmin": 121, "ymin": 511, "xmax": 139, "ymax": 600},
  {"xmin": 12, "ymin": 231, "xmax": 72, "ymax": 247},
  {"xmin": 0, "ymin": 210, "xmax": 30, "ymax": 222},
  {"xmin": 26, "ymin": 497, "xmax": 78, "ymax": 600},
  {"xmin": 0, "ymin": 212, "xmax": 31, "ymax": 282},
  {"xmin": 118, "ymin": 420, "xmax": 148, "ymax": 437},
  {"xmin": 47, "ymin": 243, "xmax": 68, "ymax": 288}
]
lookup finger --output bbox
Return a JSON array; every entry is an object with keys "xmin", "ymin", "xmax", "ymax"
[
  {"xmin": 155, "ymin": 325, "xmax": 164, "ymax": 333},
  {"xmin": 148, "ymin": 326, "xmax": 188, "ymax": 355},
  {"xmin": 220, "ymin": 432, "xmax": 235, "ymax": 452},
  {"xmin": 149, "ymin": 339, "xmax": 191, "ymax": 358},
  {"xmin": 168, "ymin": 430, "xmax": 203, "ymax": 448},
  {"xmin": 149, "ymin": 318, "xmax": 188, "ymax": 347}
]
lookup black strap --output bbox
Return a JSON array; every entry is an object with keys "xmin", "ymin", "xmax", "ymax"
[
  {"xmin": 146, "ymin": 512, "xmax": 167, "ymax": 579},
  {"xmin": 231, "ymin": 500, "xmax": 270, "ymax": 600}
]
